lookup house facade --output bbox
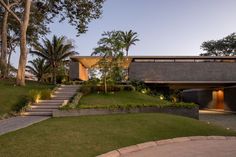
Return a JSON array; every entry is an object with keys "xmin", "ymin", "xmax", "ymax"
[{"xmin": 70, "ymin": 56, "xmax": 236, "ymax": 111}]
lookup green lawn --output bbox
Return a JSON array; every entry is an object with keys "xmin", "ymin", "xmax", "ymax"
[
  {"xmin": 0, "ymin": 79, "xmax": 54, "ymax": 116},
  {"xmin": 78, "ymin": 91, "xmax": 195, "ymax": 109},
  {"xmin": 0, "ymin": 113, "xmax": 235, "ymax": 157}
]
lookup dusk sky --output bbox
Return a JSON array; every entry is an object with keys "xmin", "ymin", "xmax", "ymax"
[{"xmin": 12, "ymin": 0, "xmax": 236, "ymax": 67}]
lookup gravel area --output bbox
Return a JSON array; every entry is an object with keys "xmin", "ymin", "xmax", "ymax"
[{"xmin": 199, "ymin": 110, "xmax": 236, "ymax": 131}]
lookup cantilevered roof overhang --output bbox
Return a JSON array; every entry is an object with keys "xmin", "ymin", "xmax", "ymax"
[{"xmin": 70, "ymin": 56, "xmax": 133, "ymax": 68}]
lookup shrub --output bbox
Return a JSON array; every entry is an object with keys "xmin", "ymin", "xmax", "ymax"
[
  {"xmin": 40, "ymin": 89, "xmax": 51, "ymax": 100},
  {"xmin": 61, "ymin": 92, "xmax": 83, "ymax": 109},
  {"xmin": 11, "ymin": 96, "xmax": 29, "ymax": 112},
  {"xmin": 28, "ymin": 89, "xmax": 52, "ymax": 102},
  {"xmin": 79, "ymin": 85, "xmax": 93, "ymax": 95},
  {"xmin": 28, "ymin": 90, "xmax": 41, "ymax": 102},
  {"xmin": 79, "ymin": 84, "xmax": 135, "ymax": 94},
  {"xmin": 130, "ymin": 80, "xmax": 147, "ymax": 92}
]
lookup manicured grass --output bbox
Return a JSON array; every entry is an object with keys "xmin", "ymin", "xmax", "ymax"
[
  {"xmin": 0, "ymin": 113, "xmax": 235, "ymax": 157},
  {"xmin": 77, "ymin": 91, "xmax": 196, "ymax": 109},
  {"xmin": 0, "ymin": 79, "xmax": 54, "ymax": 116}
]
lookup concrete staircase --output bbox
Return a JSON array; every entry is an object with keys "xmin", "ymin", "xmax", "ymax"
[{"xmin": 21, "ymin": 85, "xmax": 80, "ymax": 116}]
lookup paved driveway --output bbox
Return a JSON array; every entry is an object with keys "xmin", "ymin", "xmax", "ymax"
[
  {"xmin": 199, "ymin": 110, "xmax": 236, "ymax": 131},
  {"xmin": 0, "ymin": 116, "xmax": 50, "ymax": 136},
  {"xmin": 122, "ymin": 139, "xmax": 236, "ymax": 157}
]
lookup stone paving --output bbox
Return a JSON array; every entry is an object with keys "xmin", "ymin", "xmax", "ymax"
[
  {"xmin": 121, "ymin": 139, "xmax": 236, "ymax": 157},
  {"xmin": 22, "ymin": 85, "xmax": 80, "ymax": 116},
  {"xmin": 199, "ymin": 110, "xmax": 236, "ymax": 131},
  {"xmin": 97, "ymin": 136, "xmax": 236, "ymax": 157},
  {"xmin": 0, "ymin": 116, "xmax": 49, "ymax": 136}
]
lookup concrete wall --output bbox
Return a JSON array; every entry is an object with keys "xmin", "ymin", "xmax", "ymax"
[
  {"xmin": 69, "ymin": 62, "xmax": 88, "ymax": 81},
  {"xmin": 69, "ymin": 62, "xmax": 79, "ymax": 80},
  {"xmin": 79, "ymin": 62, "xmax": 88, "ymax": 81},
  {"xmin": 224, "ymin": 86, "xmax": 236, "ymax": 111},
  {"xmin": 182, "ymin": 89, "xmax": 213, "ymax": 109},
  {"xmin": 129, "ymin": 62, "xmax": 236, "ymax": 82}
]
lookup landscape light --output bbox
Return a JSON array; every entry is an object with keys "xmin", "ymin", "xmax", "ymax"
[
  {"xmin": 35, "ymin": 94, "xmax": 40, "ymax": 103},
  {"xmin": 160, "ymin": 95, "xmax": 164, "ymax": 100}
]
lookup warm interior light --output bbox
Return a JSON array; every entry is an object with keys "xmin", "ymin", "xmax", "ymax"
[{"xmin": 212, "ymin": 89, "xmax": 224, "ymax": 109}]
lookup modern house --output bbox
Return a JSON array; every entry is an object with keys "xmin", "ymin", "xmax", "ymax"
[{"xmin": 70, "ymin": 56, "xmax": 236, "ymax": 111}]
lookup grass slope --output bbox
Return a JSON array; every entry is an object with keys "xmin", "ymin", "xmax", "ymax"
[
  {"xmin": 0, "ymin": 79, "xmax": 54, "ymax": 116},
  {"xmin": 78, "ymin": 91, "xmax": 195, "ymax": 109},
  {"xmin": 0, "ymin": 113, "xmax": 235, "ymax": 157}
]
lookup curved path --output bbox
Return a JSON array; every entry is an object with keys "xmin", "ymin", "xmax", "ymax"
[
  {"xmin": 0, "ymin": 116, "xmax": 49, "ymax": 136},
  {"xmin": 97, "ymin": 136, "xmax": 236, "ymax": 157}
]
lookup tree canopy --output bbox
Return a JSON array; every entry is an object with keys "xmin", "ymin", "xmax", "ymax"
[
  {"xmin": 91, "ymin": 30, "xmax": 139, "ymax": 93},
  {"xmin": 26, "ymin": 57, "xmax": 50, "ymax": 82},
  {"xmin": 121, "ymin": 30, "xmax": 139, "ymax": 56},
  {"xmin": 200, "ymin": 33, "xmax": 236, "ymax": 56},
  {"xmin": 30, "ymin": 35, "xmax": 77, "ymax": 84},
  {"xmin": 0, "ymin": 0, "xmax": 105, "ymax": 85}
]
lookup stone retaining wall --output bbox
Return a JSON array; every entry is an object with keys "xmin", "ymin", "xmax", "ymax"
[{"xmin": 53, "ymin": 106, "xmax": 199, "ymax": 119}]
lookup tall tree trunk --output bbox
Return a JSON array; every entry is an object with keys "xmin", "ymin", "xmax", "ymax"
[
  {"xmin": 52, "ymin": 65, "xmax": 56, "ymax": 84},
  {"xmin": 104, "ymin": 71, "xmax": 107, "ymax": 93},
  {"xmin": 6, "ymin": 47, "xmax": 12, "ymax": 76},
  {"xmin": 1, "ymin": 11, "xmax": 9, "ymax": 78},
  {"xmin": 16, "ymin": 0, "xmax": 31, "ymax": 86}
]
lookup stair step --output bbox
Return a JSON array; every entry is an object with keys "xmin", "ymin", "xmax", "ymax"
[
  {"xmin": 33, "ymin": 101, "xmax": 62, "ymax": 105},
  {"xmin": 51, "ymin": 97, "xmax": 70, "ymax": 100},
  {"xmin": 60, "ymin": 85, "xmax": 80, "ymax": 88},
  {"xmin": 54, "ymin": 91, "xmax": 76, "ymax": 95},
  {"xmin": 51, "ymin": 93, "xmax": 75, "ymax": 97},
  {"xmin": 21, "ymin": 112, "xmax": 52, "ymax": 116},
  {"xmin": 38, "ymin": 100, "xmax": 65, "ymax": 103},
  {"xmin": 51, "ymin": 95, "xmax": 74, "ymax": 98},
  {"xmin": 31, "ymin": 105, "xmax": 59, "ymax": 109},
  {"xmin": 33, "ymin": 103, "xmax": 61, "ymax": 106},
  {"xmin": 26, "ymin": 108, "xmax": 57, "ymax": 112},
  {"xmin": 57, "ymin": 89, "xmax": 78, "ymax": 92}
]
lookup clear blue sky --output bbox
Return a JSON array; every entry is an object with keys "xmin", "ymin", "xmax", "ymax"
[{"xmin": 11, "ymin": 0, "xmax": 236, "ymax": 67}]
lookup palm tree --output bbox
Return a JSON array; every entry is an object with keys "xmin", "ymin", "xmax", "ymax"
[
  {"xmin": 30, "ymin": 35, "xmax": 75, "ymax": 84},
  {"xmin": 26, "ymin": 58, "xmax": 50, "ymax": 82},
  {"xmin": 121, "ymin": 30, "xmax": 139, "ymax": 56}
]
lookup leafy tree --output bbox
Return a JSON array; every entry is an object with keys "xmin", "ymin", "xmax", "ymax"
[
  {"xmin": 92, "ymin": 31, "xmax": 125, "ymax": 93},
  {"xmin": 200, "ymin": 33, "xmax": 236, "ymax": 56},
  {"xmin": 121, "ymin": 30, "xmax": 139, "ymax": 56},
  {"xmin": 51, "ymin": 0, "xmax": 105, "ymax": 35},
  {"xmin": 0, "ymin": 0, "xmax": 33, "ymax": 85},
  {"xmin": 92, "ymin": 31, "xmax": 124, "ymax": 57},
  {"xmin": 30, "ymin": 35, "xmax": 76, "ymax": 84},
  {"xmin": 26, "ymin": 57, "xmax": 50, "ymax": 82},
  {"xmin": 0, "ymin": 0, "xmax": 105, "ymax": 86},
  {"xmin": 0, "ymin": 0, "xmax": 19, "ymax": 78}
]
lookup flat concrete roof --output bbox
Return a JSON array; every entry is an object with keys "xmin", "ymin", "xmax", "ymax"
[{"xmin": 70, "ymin": 56, "xmax": 236, "ymax": 68}]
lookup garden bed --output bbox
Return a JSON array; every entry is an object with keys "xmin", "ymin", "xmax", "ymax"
[{"xmin": 59, "ymin": 91, "xmax": 199, "ymax": 119}]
